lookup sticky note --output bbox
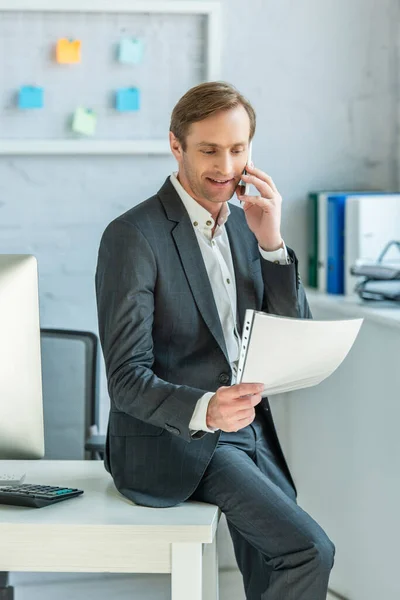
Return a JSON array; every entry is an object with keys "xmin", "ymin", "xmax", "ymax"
[
  {"xmin": 56, "ymin": 38, "xmax": 81, "ymax": 64},
  {"xmin": 115, "ymin": 88, "xmax": 140, "ymax": 112},
  {"xmin": 18, "ymin": 86, "xmax": 44, "ymax": 109},
  {"xmin": 118, "ymin": 38, "xmax": 143, "ymax": 64},
  {"xmin": 71, "ymin": 107, "xmax": 97, "ymax": 136}
]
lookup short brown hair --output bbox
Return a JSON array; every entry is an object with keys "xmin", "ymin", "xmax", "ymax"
[{"xmin": 170, "ymin": 81, "xmax": 256, "ymax": 150}]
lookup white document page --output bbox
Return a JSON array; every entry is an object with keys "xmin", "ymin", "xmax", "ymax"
[{"xmin": 237, "ymin": 310, "xmax": 363, "ymax": 396}]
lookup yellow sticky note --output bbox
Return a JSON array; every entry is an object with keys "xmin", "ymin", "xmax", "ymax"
[
  {"xmin": 72, "ymin": 108, "xmax": 97, "ymax": 137},
  {"xmin": 56, "ymin": 38, "xmax": 81, "ymax": 64}
]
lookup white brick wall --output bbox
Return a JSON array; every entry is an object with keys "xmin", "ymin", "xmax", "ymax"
[{"xmin": 0, "ymin": 0, "xmax": 398, "ymax": 573}]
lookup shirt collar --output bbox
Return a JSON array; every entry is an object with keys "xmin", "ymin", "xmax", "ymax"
[{"xmin": 170, "ymin": 172, "xmax": 230, "ymax": 239}]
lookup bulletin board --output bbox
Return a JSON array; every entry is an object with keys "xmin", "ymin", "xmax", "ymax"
[{"xmin": 0, "ymin": 1, "xmax": 221, "ymax": 155}]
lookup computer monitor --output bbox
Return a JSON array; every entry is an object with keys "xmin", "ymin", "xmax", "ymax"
[{"xmin": 0, "ymin": 255, "xmax": 44, "ymax": 459}]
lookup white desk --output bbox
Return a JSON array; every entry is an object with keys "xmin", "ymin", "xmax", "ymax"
[
  {"xmin": 0, "ymin": 460, "xmax": 220, "ymax": 600},
  {"xmin": 304, "ymin": 288, "xmax": 400, "ymax": 328}
]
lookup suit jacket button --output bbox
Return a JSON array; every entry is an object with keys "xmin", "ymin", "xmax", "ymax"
[
  {"xmin": 165, "ymin": 424, "xmax": 180, "ymax": 436},
  {"xmin": 218, "ymin": 373, "xmax": 230, "ymax": 385}
]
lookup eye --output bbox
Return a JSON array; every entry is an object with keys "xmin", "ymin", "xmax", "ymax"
[
  {"xmin": 201, "ymin": 150, "xmax": 216, "ymax": 155},
  {"xmin": 232, "ymin": 150, "xmax": 244, "ymax": 154}
]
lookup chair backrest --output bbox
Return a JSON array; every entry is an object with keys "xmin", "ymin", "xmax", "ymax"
[{"xmin": 40, "ymin": 329, "xmax": 100, "ymax": 460}]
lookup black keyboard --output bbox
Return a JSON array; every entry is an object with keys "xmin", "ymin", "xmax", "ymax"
[{"xmin": 0, "ymin": 484, "xmax": 84, "ymax": 508}]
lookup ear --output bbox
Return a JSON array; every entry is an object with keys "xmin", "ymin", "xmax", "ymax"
[{"xmin": 169, "ymin": 131, "xmax": 183, "ymax": 162}]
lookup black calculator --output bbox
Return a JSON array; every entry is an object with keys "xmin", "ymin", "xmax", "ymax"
[{"xmin": 0, "ymin": 484, "xmax": 84, "ymax": 508}]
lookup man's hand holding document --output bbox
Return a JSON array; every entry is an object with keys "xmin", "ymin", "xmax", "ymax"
[{"xmin": 236, "ymin": 310, "xmax": 363, "ymax": 396}]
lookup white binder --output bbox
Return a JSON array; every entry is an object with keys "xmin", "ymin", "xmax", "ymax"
[{"xmin": 344, "ymin": 194, "xmax": 400, "ymax": 295}]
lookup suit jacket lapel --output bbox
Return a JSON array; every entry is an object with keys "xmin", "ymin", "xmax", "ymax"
[
  {"xmin": 158, "ymin": 178, "xmax": 261, "ymax": 361},
  {"xmin": 158, "ymin": 178, "xmax": 230, "ymax": 364},
  {"xmin": 225, "ymin": 210, "xmax": 261, "ymax": 337}
]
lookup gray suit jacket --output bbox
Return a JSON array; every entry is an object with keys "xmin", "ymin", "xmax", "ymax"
[{"xmin": 95, "ymin": 177, "xmax": 311, "ymax": 507}]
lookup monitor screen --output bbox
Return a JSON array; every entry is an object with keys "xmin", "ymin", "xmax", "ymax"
[{"xmin": 0, "ymin": 255, "xmax": 44, "ymax": 459}]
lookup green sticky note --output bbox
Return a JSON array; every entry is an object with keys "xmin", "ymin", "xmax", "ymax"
[{"xmin": 72, "ymin": 107, "xmax": 97, "ymax": 136}]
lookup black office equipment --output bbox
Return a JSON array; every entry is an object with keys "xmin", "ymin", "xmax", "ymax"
[{"xmin": 351, "ymin": 240, "xmax": 400, "ymax": 302}]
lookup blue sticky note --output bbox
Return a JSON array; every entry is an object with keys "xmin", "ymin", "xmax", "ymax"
[
  {"xmin": 18, "ymin": 86, "xmax": 44, "ymax": 109},
  {"xmin": 115, "ymin": 88, "xmax": 140, "ymax": 112},
  {"xmin": 118, "ymin": 38, "xmax": 144, "ymax": 64}
]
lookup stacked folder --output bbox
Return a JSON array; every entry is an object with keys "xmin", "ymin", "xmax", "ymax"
[{"xmin": 307, "ymin": 191, "xmax": 400, "ymax": 295}]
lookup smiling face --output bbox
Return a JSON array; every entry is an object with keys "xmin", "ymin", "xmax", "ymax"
[{"xmin": 169, "ymin": 104, "xmax": 251, "ymax": 216}]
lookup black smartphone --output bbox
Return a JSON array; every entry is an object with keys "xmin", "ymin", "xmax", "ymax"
[{"xmin": 239, "ymin": 141, "xmax": 252, "ymax": 196}]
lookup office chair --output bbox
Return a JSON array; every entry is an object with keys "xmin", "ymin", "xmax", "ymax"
[{"xmin": 40, "ymin": 328, "xmax": 105, "ymax": 460}]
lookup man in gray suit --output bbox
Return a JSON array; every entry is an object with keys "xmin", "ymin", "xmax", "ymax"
[{"xmin": 96, "ymin": 81, "xmax": 335, "ymax": 599}]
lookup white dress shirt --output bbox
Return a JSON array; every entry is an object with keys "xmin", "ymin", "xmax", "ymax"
[{"xmin": 169, "ymin": 173, "xmax": 289, "ymax": 434}]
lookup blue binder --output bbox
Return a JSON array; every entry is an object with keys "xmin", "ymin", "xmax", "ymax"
[{"xmin": 327, "ymin": 195, "xmax": 346, "ymax": 294}]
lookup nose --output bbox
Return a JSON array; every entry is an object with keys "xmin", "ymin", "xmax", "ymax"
[{"xmin": 215, "ymin": 152, "xmax": 234, "ymax": 177}]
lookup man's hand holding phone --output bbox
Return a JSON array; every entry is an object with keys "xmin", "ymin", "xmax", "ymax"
[
  {"xmin": 237, "ymin": 146, "xmax": 284, "ymax": 253},
  {"xmin": 206, "ymin": 383, "xmax": 264, "ymax": 432}
]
